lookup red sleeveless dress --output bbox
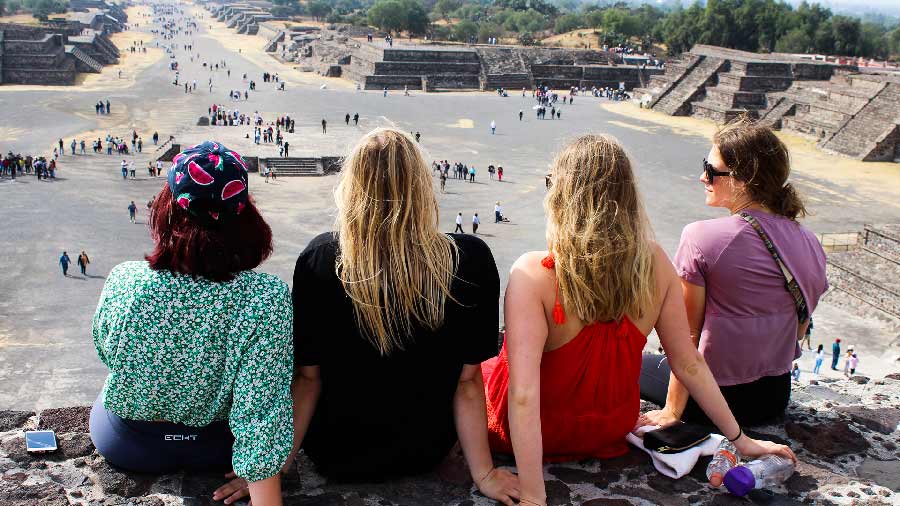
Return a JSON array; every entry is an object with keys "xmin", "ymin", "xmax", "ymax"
[{"xmin": 482, "ymin": 255, "xmax": 647, "ymax": 461}]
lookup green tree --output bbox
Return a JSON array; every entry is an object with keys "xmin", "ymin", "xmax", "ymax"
[
  {"xmin": 451, "ymin": 19, "xmax": 478, "ymax": 41},
  {"xmin": 602, "ymin": 9, "xmax": 641, "ymax": 38},
  {"xmin": 554, "ymin": 13, "xmax": 582, "ymax": 34},
  {"xmin": 308, "ymin": 0, "xmax": 332, "ymax": 21},
  {"xmin": 831, "ymin": 15, "xmax": 861, "ymax": 55},
  {"xmin": 775, "ymin": 27, "xmax": 812, "ymax": 53},
  {"xmin": 478, "ymin": 21, "xmax": 502, "ymax": 42},
  {"xmin": 433, "ymin": 0, "xmax": 461, "ymax": 21},
  {"xmin": 368, "ymin": 0, "xmax": 407, "ymax": 33},
  {"xmin": 401, "ymin": 0, "xmax": 430, "ymax": 35}
]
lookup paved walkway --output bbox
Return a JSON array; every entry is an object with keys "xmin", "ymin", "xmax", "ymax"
[{"xmin": 0, "ymin": 3, "xmax": 898, "ymax": 410}]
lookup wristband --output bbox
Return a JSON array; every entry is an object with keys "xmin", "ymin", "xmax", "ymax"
[{"xmin": 727, "ymin": 427, "xmax": 743, "ymax": 442}]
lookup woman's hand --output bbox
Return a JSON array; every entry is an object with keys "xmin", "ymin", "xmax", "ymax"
[
  {"xmin": 213, "ymin": 471, "xmax": 250, "ymax": 505},
  {"xmin": 734, "ymin": 435, "xmax": 797, "ymax": 464},
  {"xmin": 635, "ymin": 406, "xmax": 681, "ymax": 429},
  {"xmin": 476, "ymin": 467, "xmax": 520, "ymax": 506}
]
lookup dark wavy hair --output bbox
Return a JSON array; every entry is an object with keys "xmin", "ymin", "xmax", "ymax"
[
  {"xmin": 146, "ymin": 185, "xmax": 273, "ymax": 282},
  {"xmin": 714, "ymin": 117, "xmax": 807, "ymax": 220}
]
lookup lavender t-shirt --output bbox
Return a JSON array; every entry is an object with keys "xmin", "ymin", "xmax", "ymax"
[{"xmin": 674, "ymin": 209, "xmax": 828, "ymax": 386}]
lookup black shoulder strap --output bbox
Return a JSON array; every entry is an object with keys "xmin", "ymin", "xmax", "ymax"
[{"xmin": 739, "ymin": 212, "xmax": 809, "ymax": 324}]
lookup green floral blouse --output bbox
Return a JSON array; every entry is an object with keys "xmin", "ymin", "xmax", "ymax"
[{"xmin": 92, "ymin": 261, "xmax": 294, "ymax": 483}]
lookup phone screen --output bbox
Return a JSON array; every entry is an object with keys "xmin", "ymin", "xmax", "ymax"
[{"xmin": 25, "ymin": 431, "xmax": 57, "ymax": 451}]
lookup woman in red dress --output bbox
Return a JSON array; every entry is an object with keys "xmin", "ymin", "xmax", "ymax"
[{"xmin": 482, "ymin": 135, "xmax": 797, "ymax": 506}]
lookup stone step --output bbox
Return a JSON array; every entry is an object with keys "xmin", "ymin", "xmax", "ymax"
[
  {"xmin": 704, "ymin": 87, "xmax": 767, "ymax": 108},
  {"xmin": 653, "ymin": 56, "xmax": 726, "ymax": 116},
  {"xmin": 690, "ymin": 101, "xmax": 753, "ymax": 123}
]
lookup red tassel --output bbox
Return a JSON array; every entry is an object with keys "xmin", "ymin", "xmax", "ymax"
[
  {"xmin": 552, "ymin": 300, "xmax": 566, "ymax": 325},
  {"xmin": 541, "ymin": 255, "xmax": 555, "ymax": 269}
]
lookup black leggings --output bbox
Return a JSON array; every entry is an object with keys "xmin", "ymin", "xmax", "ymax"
[
  {"xmin": 639, "ymin": 354, "xmax": 791, "ymax": 427},
  {"xmin": 89, "ymin": 396, "xmax": 234, "ymax": 474}
]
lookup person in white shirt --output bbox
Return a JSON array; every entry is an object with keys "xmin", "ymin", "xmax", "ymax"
[
  {"xmin": 472, "ymin": 213, "xmax": 480, "ymax": 234},
  {"xmin": 494, "ymin": 202, "xmax": 502, "ymax": 223},
  {"xmin": 454, "ymin": 212, "xmax": 464, "ymax": 233},
  {"xmin": 490, "ymin": 120, "xmax": 496, "ymax": 135}
]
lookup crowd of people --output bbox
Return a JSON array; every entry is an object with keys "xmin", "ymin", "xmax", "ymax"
[
  {"xmin": 81, "ymin": 120, "xmax": 829, "ymax": 506},
  {"xmin": 0, "ymin": 152, "xmax": 57, "ymax": 180}
]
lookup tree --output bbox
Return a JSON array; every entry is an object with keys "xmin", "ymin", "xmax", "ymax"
[
  {"xmin": 775, "ymin": 27, "xmax": 812, "ymax": 53},
  {"xmin": 369, "ymin": 0, "xmax": 406, "ymax": 34},
  {"xmin": 308, "ymin": 0, "xmax": 332, "ymax": 21},
  {"xmin": 451, "ymin": 19, "xmax": 478, "ymax": 42},
  {"xmin": 831, "ymin": 15, "xmax": 861, "ymax": 55},
  {"xmin": 478, "ymin": 21, "xmax": 502, "ymax": 42},
  {"xmin": 554, "ymin": 13, "xmax": 582, "ymax": 34},
  {"xmin": 433, "ymin": 0, "xmax": 461, "ymax": 21},
  {"xmin": 602, "ymin": 9, "xmax": 641, "ymax": 39}
]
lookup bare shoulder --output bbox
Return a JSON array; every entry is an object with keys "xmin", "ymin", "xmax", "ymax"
[
  {"xmin": 507, "ymin": 250, "xmax": 554, "ymax": 291},
  {"xmin": 510, "ymin": 251, "xmax": 551, "ymax": 277}
]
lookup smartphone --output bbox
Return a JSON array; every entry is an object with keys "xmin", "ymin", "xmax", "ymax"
[{"xmin": 25, "ymin": 430, "xmax": 58, "ymax": 453}]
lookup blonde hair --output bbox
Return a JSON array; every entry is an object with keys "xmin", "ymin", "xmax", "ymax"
[
  {"xmin": 544, "ymin": 134, "xmax": 655, "ymax": 323},
  {"xmin": 335, "ymin": 128, "xmax": 458, "ymax": 355}
]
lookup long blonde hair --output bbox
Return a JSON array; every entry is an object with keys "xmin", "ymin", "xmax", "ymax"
[
  {"xmin": 545, "ymin": 134, "xmax": 655, "ymax": 323},
  {"xmin": 335, "ymin": 128, "xmax": 458, "ymax": 355}
]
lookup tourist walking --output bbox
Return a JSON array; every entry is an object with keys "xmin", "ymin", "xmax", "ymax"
[
  {"xmin": 519, "ymin": 110, "xmax": 523, "ymax": 121},
  {"xmin": 345, "ymin": 113, "xmax": 350, "ymax": 125},
  {"xmin": 77, "ymin": 251, "xmax": 90, "ymax": 276},
  {"xmin": 842, "ymin": 347, "xmax": 853, "ymax": 377},
  {"xmin": 283, "ymin": 141, "xmax": 290, "ymax": 157},
  {"xmin": 497, "ymin": 166, "xmax": 504, "ymax": 181},
  {"xmin": 791, "ymin": 363, "xmax": 800, "ymax": 381},
  {"xmin": 490, "ymin": 120, "xmax": 496, "ymax": 135},
  {"xmin": 353, "ymin": 113, "xmax": 359, "ymax": 125},
  {"xmin": 454, "ymin": 212, "xmax": 464, "ymax": 233},
  {"xmin": 59, "ymin": 251, "xmax": 71, "ymax": 277},
  {"xmin": 800, "ymin": 318, "xmax": 813, "ymax": 350},
  {"xmin": 848, "ymin": 353, "xmax": 858, "ymax": 375},
  {"xmin": 322, "ymin": 118, "xmax": 327, "ymax": 134},
  {"xmin": 813, "ymin": 344, "xmax": 824, "ymax": 374},
  {"xmin": 128, "ymin": 201, "xmax": 137, "ymax": 223},
  {"xmin": 121, "ymin": 160, "xmax": 128, "ymax": 180},
  {"xmin": 439, "ymin": 170, "xmax": 446, "ymax": 193},
  {"xmin": 831, "ymin": 338, "xmax": 841, "ymax": 370},
  {"xmin": 90, "ymin": 142, "xmax": 292, "ymax": 506},
  {"xmin": 639, "ymin": 118, "xmax": 828, "ymax": 427},
  {"xmin": 472, "ymin": 213, "xmax": 480, "ymax": 234},
  {"xmin": 494, "ymin": 201, "xmax": 502, "ymax": 223}
]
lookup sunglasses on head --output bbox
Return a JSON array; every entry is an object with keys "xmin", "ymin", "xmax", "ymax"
[{"xmin": 702, "ymin": 158, "xmax": 731, "ymax": 184}]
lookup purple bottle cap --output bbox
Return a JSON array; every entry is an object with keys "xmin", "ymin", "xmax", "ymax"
[{"xmin": 724, "ymin": 466, "xmax": 755, "ymax": 496}]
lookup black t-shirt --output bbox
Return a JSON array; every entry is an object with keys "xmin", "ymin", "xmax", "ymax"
[{"xmin": 292, "ymin": 232, "xmax": 500, "ymax": 480}]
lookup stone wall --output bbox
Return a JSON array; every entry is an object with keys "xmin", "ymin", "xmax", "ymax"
[{"xmin": 2, "ymin": 375, "xmax": 899, "ymax": 505}]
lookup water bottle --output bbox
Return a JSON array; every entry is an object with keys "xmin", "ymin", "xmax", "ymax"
[
  {"xmin": 724, "ymin": 455, "xmax": 795, "ymax": 496},
  {"xmin": 706, "ymin": 439, "xmax": 740, "ymax": 487}
]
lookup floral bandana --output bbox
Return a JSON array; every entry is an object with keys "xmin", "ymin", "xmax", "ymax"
[{"xmin": 167, "ymin": 141, "xmax": 249, "ymax": 222}]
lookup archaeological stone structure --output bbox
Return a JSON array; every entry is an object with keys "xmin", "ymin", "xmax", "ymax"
[
  {"xmin": 636, "ymin": 45, "xmax": 900, "ymax": 162},
  {"xmin": 206, "ymin": 3, "xmax": 663, "ymax": 93},
  {"xmin": 0, "ymin": 1, "xmax": 124, "ymax": 85}
]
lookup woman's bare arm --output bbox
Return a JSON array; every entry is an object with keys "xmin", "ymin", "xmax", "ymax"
[{"xmin": 505, "ymin": 259, "xmax": 550, "ymax": 506}]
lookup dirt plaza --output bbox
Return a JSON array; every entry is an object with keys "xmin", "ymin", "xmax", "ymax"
[{"xmin": 1, "ymin": 4, "xmax": 899, "ymax": 411}]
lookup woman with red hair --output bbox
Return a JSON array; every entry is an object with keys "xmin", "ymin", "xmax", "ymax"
[{"xmin": 90, "ymin": 141, "xmax": 293, "ymax": 506}]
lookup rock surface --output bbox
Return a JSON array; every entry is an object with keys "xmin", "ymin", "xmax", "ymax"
[{"xmin": 1, "ymin": 375, "xmax": 899, "ymax": 505}]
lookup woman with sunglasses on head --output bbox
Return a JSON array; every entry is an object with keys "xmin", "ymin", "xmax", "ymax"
[
  {"xmin": 639, "ymin": 117, "xmax": 828, "ymax": 429},
  {"xmin": 91, "ymin": 142, "xmax": 293, "ymax": 506},
  {"xmin": 482, "ymin": 134, "xmax": 797, "ymax": 506}
]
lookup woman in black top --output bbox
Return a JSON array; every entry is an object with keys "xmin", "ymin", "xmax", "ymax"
[{"xmin": 294, "ymin": 130, "xmax": 517, "ymax": 503}]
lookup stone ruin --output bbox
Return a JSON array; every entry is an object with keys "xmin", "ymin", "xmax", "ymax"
[
  {"xmin": 2, "ymin": 373, "xmax": 899, "ymax": 505},
  {"xmin": 0, "ymin": 1, "xmax": 124, "ymax": 85},
  {"xmin": 204, "ymin": 4, "xmax": 664, "ymax": 93},
  {"xmin": 826, "ymin": 223, "xmax": 900, "ymax": 320},
  {"xmin": 295, "ymin": 31, "xmax": 664, "ymax": 93},
  {"xmin": 636, "ymin": 45, "xmax": 900, "ymax": 162}
]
